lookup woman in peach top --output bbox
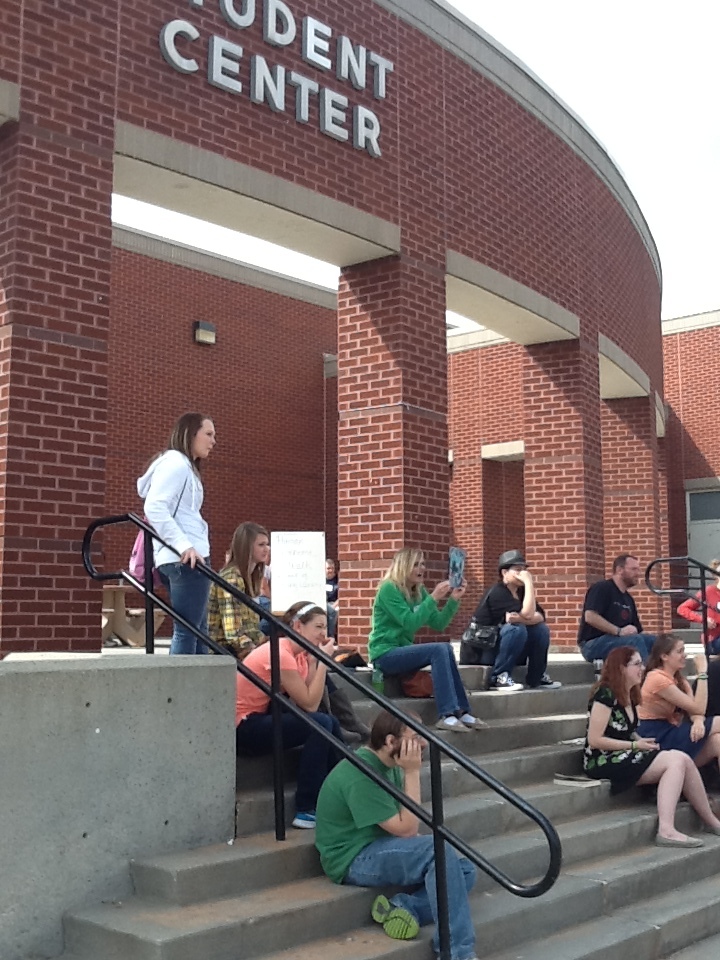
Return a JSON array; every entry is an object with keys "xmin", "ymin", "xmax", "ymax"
[
  {"xmin": 235, "ymin": 601, "xmax": 342, "ymax": 830},
  {"xmin": 637, "ymin": 634, "xmax": 720, "ymax": 771}
]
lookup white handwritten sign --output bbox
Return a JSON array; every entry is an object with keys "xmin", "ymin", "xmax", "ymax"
[{"xmin": 270, "ymin": 531, "xmax": 326, "ymax": 613}]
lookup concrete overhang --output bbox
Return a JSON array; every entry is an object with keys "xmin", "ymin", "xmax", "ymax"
[
  {"xmin": 0, "ymin": 79, "xmax": 19, "ymax": 128},
  {"xmin": 598, "ymin": 334, "xmax": 665, "ymax": 438},
  {"xmin": 655, "ymin": 392, "xmax": 666, "ymax": 439},
  {"xmin": 446, "ymin": 251, "xmax": 579, "ymax": 346},
  {"xmin": 114, "ymin": 122, "xmax": 400, "ymax": 268},
  {"xmin": 481, "ymin": 440, "xmax": 525, "ymax": 462},
  {"xmin": 598, "ymin": 333, "xmax": 650, "ymax": 400}
]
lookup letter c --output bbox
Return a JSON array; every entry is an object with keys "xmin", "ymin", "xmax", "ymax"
[{"xmin": 159, "ymin": 20, "xmax": 200, "ymax": 74}]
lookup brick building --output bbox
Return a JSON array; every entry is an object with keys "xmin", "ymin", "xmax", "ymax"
[{"xmin": 2, "ymin": 0, "xmax": 708, "ymax": 655}]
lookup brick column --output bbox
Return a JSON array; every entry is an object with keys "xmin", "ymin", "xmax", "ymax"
[
  {"xmin": 0, "ymin": 2, "xmax": 117, "ymax": 654},
  {"xmin": 523, "ymin": 340, "xmax": 604, "ymax": 648},
  {"xmin": 601, "ymin": 396, "xmax": 665, "ymax": 629},
  {"xmin": 337, "ymin": 256, "xmax": 449, "ymax": 646}
]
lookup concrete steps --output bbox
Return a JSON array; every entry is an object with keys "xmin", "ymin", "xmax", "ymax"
[{"xmin": 54, "ymin": 657, "xmax": 720, "ymax": 960}]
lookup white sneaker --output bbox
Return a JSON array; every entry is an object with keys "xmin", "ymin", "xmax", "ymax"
[{"xmin": 435, "ymin": 715, "xmax": 470, "ymax": 733}]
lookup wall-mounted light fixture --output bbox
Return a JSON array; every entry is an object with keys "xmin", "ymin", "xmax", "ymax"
[{"xmin": 193, "ymin": 320, "xmax": 216, "ymax": 346}]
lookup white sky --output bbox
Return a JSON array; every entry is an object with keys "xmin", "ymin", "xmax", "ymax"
[{"xmin": 114, "ymin": 0, "xmax": 720, "ymax": 321}]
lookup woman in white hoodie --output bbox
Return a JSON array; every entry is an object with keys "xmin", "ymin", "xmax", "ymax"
[{"xmin": 137, "ymin": 413, "xmax": 216, "ymax": 654}]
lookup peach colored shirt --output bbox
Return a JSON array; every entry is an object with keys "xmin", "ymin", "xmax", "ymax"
[
  {"xmin": 236, "ymin": 636, "xmax": 309, "ymax": 725},
  {"xmin": 638, "ymin": 669, "xmax": 690, "ymax": 725}
]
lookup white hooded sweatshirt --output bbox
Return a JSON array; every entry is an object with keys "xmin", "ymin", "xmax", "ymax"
[{"xmin": 136, "ymin": 450, "xmax": 209, "ymax": 567}]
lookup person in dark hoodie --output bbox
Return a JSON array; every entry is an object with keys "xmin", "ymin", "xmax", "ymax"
[{"xmin": 137, "ymin": 412, "xmax": 216, "ymax": 654}]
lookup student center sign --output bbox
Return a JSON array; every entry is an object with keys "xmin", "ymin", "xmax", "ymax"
[{"xmin": 160, "ymin": 0, "xmax": 394, "ymax": 157}]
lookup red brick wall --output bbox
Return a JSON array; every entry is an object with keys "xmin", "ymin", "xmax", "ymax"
[
  {"xmin": 1, "ymin": 0, "xmax": 664, "ymax": 652},
  {"xmin": 104, "ymin": 248, "xmax": 337, "ymax": 577},
  {"xmin": 115, "ymin": 1, "xmax": 661, "ymax": 394},
  {"xmin": 663, "ymin": 326, "xmax": 720, "ymax": 558},
  {"xmin": 0, "ymin": 1, "xmax": 117, "ymax": 655}
]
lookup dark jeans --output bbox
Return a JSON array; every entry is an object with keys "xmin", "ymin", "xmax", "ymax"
[
  {"xmin": 492, "ymin": 623, "xmax": 550, "ymax": 686},
  {"xmin": 236, "ymin": 709, "xmax": 342, "ymax": 813},
  {"xmin": 580, "ymin": 633, "xmax": 656, "ymax": 664}
]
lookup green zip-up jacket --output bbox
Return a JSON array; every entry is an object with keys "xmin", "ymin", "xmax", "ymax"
[{"xmin": 368, "ymin": 580, "xmax": 459, "ymax": 662}]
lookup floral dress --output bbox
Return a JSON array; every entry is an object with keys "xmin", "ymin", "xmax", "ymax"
[{"xmin": 583, "ymin": 686, "xmax": 656, "ymax": 794}]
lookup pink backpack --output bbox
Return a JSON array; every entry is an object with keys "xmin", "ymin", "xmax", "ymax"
[
  {"xmin": 128, "ymin": 521, "xmax": 161, "ymax": 585},
  {"xmin": 129, "ymin": 475, "xmax": 189, "ymax": 583}
]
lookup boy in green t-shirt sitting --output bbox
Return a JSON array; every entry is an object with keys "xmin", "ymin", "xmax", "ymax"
[{"xmin": 315, "ymin": 710, "xmax": 478, "ymax": 960}]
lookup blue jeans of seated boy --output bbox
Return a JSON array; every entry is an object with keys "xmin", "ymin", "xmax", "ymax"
[
  {"xmin": 580, "ymin": 632, "xmax": 656, "ymax": 664},
  {"xmin": 375, "ymin": 643, "xmax": 470, "ymax": 718},
  {"xmin": 157, "ymin": 559, "xmax": 211, "ymax": 655},
  {"xmin": 236, "ymin": 710, "xmax": 341, "ymax": 813},
  {"xmin": 345, "ymin": 834, "xmax": 476, "ymax": 960},
  {"xmin": 492, "ymin": 622, "xmax": 550, "ymax": 686}
]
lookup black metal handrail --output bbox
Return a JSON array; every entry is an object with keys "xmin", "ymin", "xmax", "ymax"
[
  {"xmin": 83, "ymin": 513, "xmax": 562, "ymax": 959},
  {"xmin": 645, "ymin": 555, "xmax": 718, "ymax": 657}
]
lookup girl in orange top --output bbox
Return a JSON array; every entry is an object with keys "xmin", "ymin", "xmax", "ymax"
[
  {"xmin": 235, "ymin": 601, "xmax": 343, "ymax": 830},
  {"xmin": 637, "ymin": 634, "xmax": 720, "ymax": 772}
]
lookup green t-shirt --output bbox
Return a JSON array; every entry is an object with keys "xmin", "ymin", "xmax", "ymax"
[
  {"xmin": 368, "ymin": 580, "xmax": 459, "ymax": 662},
  {"xmin": 315, "ymin": 747, "xmax": 404, "ymax": 883}
]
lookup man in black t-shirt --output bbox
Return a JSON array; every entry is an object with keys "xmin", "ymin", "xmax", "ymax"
[{"xmin": 577, "ymin": 553, "xmax": 656, "ymax": 663}]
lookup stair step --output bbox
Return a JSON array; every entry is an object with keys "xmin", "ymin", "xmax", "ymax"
[
  {"xmin": 485, "ymin": 871, "xmax": 720, "ymax": 960},
  {"xmin": 236, "ymin": 740, "xmax": 585, "ymax": 795},
  {"xmin": 63, "ymin": 878, "xmax": 379, "ymax": 960},
  {"xmin": 665, "ymin": 930, "xmax": 720, "ymax": 960}
]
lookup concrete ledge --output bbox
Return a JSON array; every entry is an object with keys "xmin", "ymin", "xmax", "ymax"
[
  {"xmin": 0, "ymin": 78, "xmax": 19, "ymax": 126},
  {"xmin": 446, "ymin": 252, "xmax": 579, "ymax": 346},
  {"xmin": 663, "ymin": 309, "xmax": 720, "ymax": 336},
  {"xmin": 113, "ymin": 226, "xmax": 337, "ymax": 310},
  {"xmin": 114, "ymin": 122, "xmax": 400, "ymax": 267},
  {"xmin": 374, "ymin": 0, "xmax": 660, "ymax": 281},
  {"xmin": 0, "ymin": 656, "xmax": 236, "ymax": 960},
  {"xmin": 482, "ymin": 440, "xmax": 525, "ymax": 461},
  {"xmin": 598, "ymin": 333, "xmax": 651, "ymax": 399}
]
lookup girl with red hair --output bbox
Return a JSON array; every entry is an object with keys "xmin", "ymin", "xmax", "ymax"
[{"xmin": 584, "ymin": 646, "xmax": 720, "ymax": 847}]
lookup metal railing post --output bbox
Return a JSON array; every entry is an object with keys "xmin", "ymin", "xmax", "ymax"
[
  {"xmin": 143, "ymin": 529, "xmax": 155, "ymax": 654},
  {"xmin": 430, "ymin": 741, "xmax": 451, "ymax": 960},
  {"xmin": 269, "ymin": 619, "xmax": 286, "ymax": 841}
]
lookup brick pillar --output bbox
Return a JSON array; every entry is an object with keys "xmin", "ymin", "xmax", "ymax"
[
  {"xmin": 523, "ymin": 340, "xmax": 604, "ymax": 648},
  {"xmin": 601, "ymin": 396, "xmax": 665, "ymax": 629},
  {"xmin": 0, "ymin": 2, "xmax": 116, "ymax": 654},
  {"xmin": 337, "ymin": 256, "xmax": 449, "ymax": 647},
  {"xmin": 449, "ymin": 350, "xmax": 484, "ymax": 630}
]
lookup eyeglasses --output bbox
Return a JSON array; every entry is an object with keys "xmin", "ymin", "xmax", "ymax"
[{"xmin": 628, "ymin": 659, "xmax": 643, "ymax": 667}]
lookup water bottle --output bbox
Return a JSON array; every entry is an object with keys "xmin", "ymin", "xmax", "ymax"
[{"xmin": 371, "ymin": 666, "xmax": 384, "ymax": 694}]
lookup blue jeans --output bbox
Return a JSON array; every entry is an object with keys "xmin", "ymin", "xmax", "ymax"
[
  {"xmin": 345, "ymin": 834, "xmax": 476, "ymax": 960},
  {"xmin": 236, "ymin": 709, "xmax": 341, "ymax": 813},
  {"xmin": 157, "ymin": 560, "xmax": 211, "ymax": 655},
  {"xmin": 492, "ymin": 623, "xmax": 550, "ymax": 686},
  {"xmin": 580, "ymin": 633, "xmax": 656, "ymax": 663},
  {"xmin": 375, "ymin": 643, "xmax": 470, "ymax": 718}
]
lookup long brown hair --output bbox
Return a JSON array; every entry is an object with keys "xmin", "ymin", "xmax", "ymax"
[
  {"xmin": 645, "ymin": 632, "xmax": 685, "ymax": 687},
  {"xmin": 590, "ymin": 646, "xmax": 643, "ymax": 708},
  {"xmin": 225, "ymin": 522, "xmax": 269, "ymax": 598},
  {"xmin": 167, "ymin": 412, "xmax": 212, "ymax": 475}
]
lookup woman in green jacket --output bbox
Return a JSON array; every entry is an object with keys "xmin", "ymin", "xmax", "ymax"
[{"xmin": 369, "ymin": 548, "xmax": 484, "ymax": 733}]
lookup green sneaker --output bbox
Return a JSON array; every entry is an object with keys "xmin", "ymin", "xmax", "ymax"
[{"xmin": 371, "ymin": 894, "xmax": 420, "ymax": 940}]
